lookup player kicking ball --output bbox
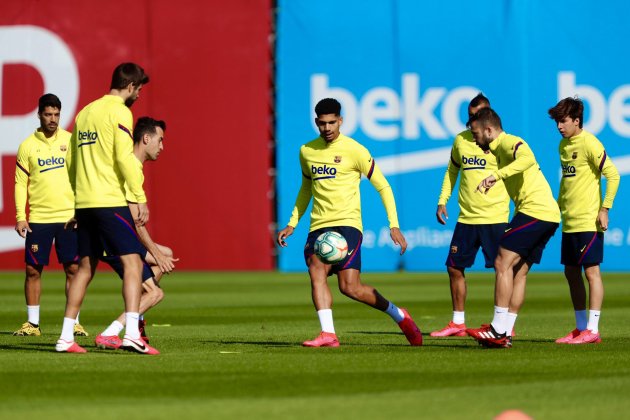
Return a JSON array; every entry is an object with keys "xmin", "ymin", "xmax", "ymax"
[{"xmin": 277, "ymin": 98, "xmax": 422, "ymax": 348}]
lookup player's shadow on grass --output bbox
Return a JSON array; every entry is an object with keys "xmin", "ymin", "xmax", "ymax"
[
  {"xmin": 204, "ymin": 340, "xmax": 295, "ymax": 347},
  {"xmin": 0, "ymin": 343, "xmax": 60, "ymax": 353}
]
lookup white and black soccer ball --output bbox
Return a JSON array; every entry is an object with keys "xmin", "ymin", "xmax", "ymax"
[{"xmin": 314, "ymin": 231, "xmax": 348, "ymax": 264}]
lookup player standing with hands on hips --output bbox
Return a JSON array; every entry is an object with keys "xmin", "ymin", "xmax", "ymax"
[{"xmin": 277, "ymin": 98, "xmax": 423, "ymax": 348}]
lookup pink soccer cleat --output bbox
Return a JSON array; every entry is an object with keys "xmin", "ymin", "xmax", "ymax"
[
  {"xmin": 430, "ymin": 321, "xmax": 467, "ymax": 337},
  {"xmin": 95, "ymin": 334, "xmax": 123, "ymax": 350},
  {"xmin": 121, "ymin": 336, "xmax": 160, "ymax": 355},
  {"xmin": 555, "ymin": 328, "xmax": 581, "ymax": 344},
  {"xmin": 398, "ymin": 308, "xmax": 423, "ymax": 346},
  {"xmin": 55, "ymin": 339, "xmax": 87, "ymax": 353},
  {"xmin": 302, "ymin": 331, "xmax": 340, "ymax": 348},
  {"xmin": 567, "ymin": 329, "xmax": 601, "ymax": 344}
]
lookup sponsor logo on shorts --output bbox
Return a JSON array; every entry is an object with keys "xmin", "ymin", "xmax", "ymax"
[
  {"xmin": 450, "ymin": 245, "xmax": 458, "ymax": 254},
  {"xmin": 31, "ymin": 244, "xmax": 38, "ymax": 253},
  {"xmin": 347, "ymin": 249, "xmax": 354, "ymax": 255}
]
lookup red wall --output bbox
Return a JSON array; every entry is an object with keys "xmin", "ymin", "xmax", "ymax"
[{"xmin": 0, "ymin": 0, "xmax": 273, "ymax": 269}]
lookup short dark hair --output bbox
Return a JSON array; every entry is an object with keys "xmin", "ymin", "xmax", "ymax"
[
  {"xmin": 38, "ymin": 93, "xmax": 61, "ymax": 113},
  {"xmin": 315, "ymin": 98, "xmax": 341, "ymax": 117},
  {"xmin": 133, "ymin": 116, "xmax": 166, "ymax": 144},
  {"xmin": 469, "ymin": 93, "xmax": 490, "ymax": 108},
  {"xmin": 469, "ymin": 107, "xmax": 503, "ymax": 130},
  {"xmin": 548, "ymin": 97, "xmax": 584, "ymax": 128},
  {"xmin": 110, "ymin": 62, "xmax": 150, "ymax": 90}
]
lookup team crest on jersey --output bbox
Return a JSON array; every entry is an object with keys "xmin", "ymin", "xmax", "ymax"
[
  {"xmin": 450, "ymin": 245, "xmax": 458, "ymax": 254},
  {"xmin": 572, "ymin": 152, "xmax": 578, "ymax": 159},
  {"xmin": 60, "ymin": 145, "xmax": 67, "ymax": 152},
  {"xmin": 334, "ymin": 156, "xmax": 342, "ymax": 163},
  {"xmin": 31, "ymin": 244, "xmax": 39, "ymax": 253}
]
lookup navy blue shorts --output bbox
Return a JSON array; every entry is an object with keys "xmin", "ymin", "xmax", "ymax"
[
  {"xmin": 76, "ymin": 207, "xmax": 146, "ymax": 259},
  {"xmin": 446, "ymin": 222, "xmax": 507, "ymax": 268},
  {"xmin": 304, "ymin": 226, "xmax": 362, "ymax": 275},
  {"xmin": 500, "ymin": 212, "xmax": 558, "ymax": 264},
  {"xmin": 25, "ymin": 223, "xmax": 78, "ymax": 266},
  {"xmin": 561, "ymin": 232, "xmax": 604, "ymax": 266},
  {"xmin": 102, "ymin": 254, "xmax": 154, "ymax": 282}
]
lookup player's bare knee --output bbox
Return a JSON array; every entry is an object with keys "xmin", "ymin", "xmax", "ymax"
[
  {"xmin": 155, "ymin": 287, "xmax": 165, "ymax": 304},
  {"xmin": 25, "ymin": 265, "xmax": 42, "ymax": 282},
  {"xmin": 447, "ymin": 266, "xmax": 465, "ymax": 282}
]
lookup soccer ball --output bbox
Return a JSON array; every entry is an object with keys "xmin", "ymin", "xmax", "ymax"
[{"xmin": 314, "ymin": 231, "xmax": 348, "ymax": 264}]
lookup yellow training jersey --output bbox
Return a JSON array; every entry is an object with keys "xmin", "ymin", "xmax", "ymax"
[
  {"xmin": 66, "ymin": 95, "xmax": 146, "ymax": 209},
  {"xmin": 438, "ymin": 130, "xmax": 510, "ymax": 224},
  {"xmin": 558, "ymin": 130, "xmax": 619, "ymax": 232},
  {"xmin": 124, "ymin": 157, "xmax": 145, "ymax": 203},
  {"xmin": 288, "ymin": 133, "xmax": 399, "ymax": 232},
  {"xmin": 14, "ymin": 128, "xmax": 74, "ymax": 223},
  {"xmin": 489, "ymin": 132, "xmax": 560, "ymax": 223}
]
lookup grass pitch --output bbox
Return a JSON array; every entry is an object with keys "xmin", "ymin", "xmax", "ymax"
[{"xmin": 0, "ymin": 270, "xmax": 629, "ymax": 419}]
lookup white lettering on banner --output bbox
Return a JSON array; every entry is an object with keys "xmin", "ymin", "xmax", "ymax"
[
  {"xmin": 311, "ymin": 74, "xmax": 479, "ymax": 141},
  {"xmin": 558, "ymin": 71, "xmax": 630, "ymax": 136},
  {"xmin": 362, "ymin": 226, "xmax": 453, "ymax": 251},
  {"xmin": 0, "ymin": 25, "xmax": 79, "ymax": 252}
]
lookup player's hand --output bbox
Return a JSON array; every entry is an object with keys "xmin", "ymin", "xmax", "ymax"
[
  {"xmin": 390, "ymin": 227, "xmax": 408, "ymax": 255},
  {"xmin": 15, "ymin": 220, "xmax": 31, "ymax": 238},
  {"xmin": 436, "ymin": 205, "xmax": 448, "ymax": 225},
  {"xmin": 597, "ymin": 207, "xmax": 609, "ymax": 231},
  {"xmin": 476, "ymin": 175, "xmax": 497, "ymax": 194},
  {"xmin": 64, "ymin": 217, "xmax": 78, "ymax": 230},
  {"xmin": 277, "ymin": 226, "xmax": 294, "ymax": 247},
  {"xmin": 136, "ymin": 202, "xmax": 150, "ymax": 226},
  {"xmin": 154, "ymin": 250, "xmax": 178, "ymax": 274}
]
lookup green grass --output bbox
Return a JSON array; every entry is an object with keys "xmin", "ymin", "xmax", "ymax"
[{"xmin": 0, "ymin": 271, "xmax": 629, "ymax": 419}]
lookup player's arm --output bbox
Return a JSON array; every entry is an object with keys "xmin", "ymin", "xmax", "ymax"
[
  {"xmin": 114, "ymin": 113, "xmax": 149, "ymax": 224},
  {"xmin": 592, "ymin": 143, "xmax": 620, "ymax": 231},
  {"xmin": 478, "ymin": 139, "xmax": 535, "ymax": 193},
  {"xmin": 494, "ymin": 139, "xmax": 536, "ymax": 180},
  {"xmin": 128, "ymin": 202, "xmax": 176, "ymax": 273},
  {"xmin": 359, "ymin": 151, "xmax": 408, "ymax": 254},
  {"xmin": 437, "ymin": 146, "xmax": 460, "ymax": 225},
  {"xmin": 14, "ymin": 143, "xmax": 31, "ymax": 238},
  {"xmin": 278, "ymin": 151, "xmax": 313, "ymax": 247},
  {"xmin": 66, "ymin": 124, "xmax": 77, "ymax": 194}
]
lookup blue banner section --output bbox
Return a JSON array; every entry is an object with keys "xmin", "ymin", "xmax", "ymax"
[{"xmin": 276, "ymin": 0, "xmax": 630, "ymax": 272}]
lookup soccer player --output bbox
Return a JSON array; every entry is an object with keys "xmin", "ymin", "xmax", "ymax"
[
  {"xmin": 95, "ymin": 116, "xmax": 178, "ymax": 349},
  {"xmin": 56, "ymin": 63, "xmax": 158, "ymax": 354},
  {"xmin": 432, "ymin": 94, "xmax": 510, "ymax": 337},
  {"xmin": 548, "ymin": 97, "xmax": 620, "ymax": 345},
  {"xmin": 13, "ymin": 94, "xmax": 88, "ymax": 337},
  {"xmin": 276, "ymin": 98, "xmax": 423, "ymax": 348},
  {"xmin": 465, "ymin": 108, "xmax": 560, "ymax": 348}
]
